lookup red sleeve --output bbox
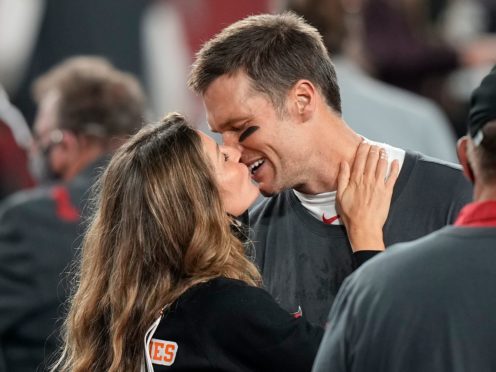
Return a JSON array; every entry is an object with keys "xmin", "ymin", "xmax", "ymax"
[{"xmin": 0, "ymin": 121, "xmax": 35, "ymax": 200}]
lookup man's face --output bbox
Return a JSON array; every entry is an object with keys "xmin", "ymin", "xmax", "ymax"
[
  {"xmin": 203, "ymin": 71, "xmax": 307, "ymax": 196},
  {"xmin": 30, "ymin": 92, "xmax": 64, "ymax": 182}
]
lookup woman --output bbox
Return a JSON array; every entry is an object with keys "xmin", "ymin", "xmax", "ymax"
[{"xmin": 52, "ymin": 113, "xmax": 397, "ymax": 371}]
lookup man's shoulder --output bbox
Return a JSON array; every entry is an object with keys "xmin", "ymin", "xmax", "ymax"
[
  {"xmin": 0, "ymin": 186, "xmax": 53, "ymax": 218},
  {"xmin": 352, "ymin": 226, "xmax": 482, "ymax": 291},
  {"xmin": 0, "ymin": 181, "xmax": 85, "ymax": 225},
  {"xmin": 407, "ymin": 151, "xmax": 462, "ymax": 173},
  {"xmin": 0, "ymin": 188, "xmax": 56, "ymax": 259},
  {"xmin": 404, "ymin": 151, "xmax": 472, "ymax": 193},
  {"xmin": 343, "ymin": 226, "xmax": 496, "ymax": 319}
]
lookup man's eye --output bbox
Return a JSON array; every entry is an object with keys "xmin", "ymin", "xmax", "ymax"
[{"xmin": 223, "ymin": 152, "xmax": 230, "ymax": 161}]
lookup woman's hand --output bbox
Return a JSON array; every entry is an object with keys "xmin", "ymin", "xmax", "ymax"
[{"xmin": 337, "ymin": 142, "xmax": 399, "ymax": 252}]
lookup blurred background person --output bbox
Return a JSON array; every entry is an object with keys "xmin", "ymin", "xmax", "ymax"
[
  {"xmin": 0, "ymin": 0, "xmax": 274, "ymax": 132},
  {"xmin": 0, "ymin": 0, "xmax": 149, "ymax": 125},
  {"xmin": 286, "ymin": 0, "xmax": 459, "ymax": 162},
  {"xmin": 0, "ymin": 56, "xmax": 145, "ymax": 372},
  {"xmin": 143, "ymin": 0, "xmax": 273, "ymax": 131},
  {"xmin": 358, "ymin": 0, "xmax": 496, "ymax": 137},
  {"xmin": 0, "ymin": 85, "xmax": 34, "ymax": 201}
]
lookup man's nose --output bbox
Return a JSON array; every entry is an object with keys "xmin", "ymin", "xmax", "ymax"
[
  {"xmin": 222, "ymin": 132, "xmax": 243, "ymax": 152},
  {"xmin": 230, "ymin": 146, "xmax": 242, "ymax": 162}
]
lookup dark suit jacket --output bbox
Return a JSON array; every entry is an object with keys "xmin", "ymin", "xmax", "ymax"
[{"xmin": 0, "ymin": 158, "xmax": 107, "ymax": 372}]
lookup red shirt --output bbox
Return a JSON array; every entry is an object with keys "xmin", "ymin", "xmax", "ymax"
[
  {"xmin": 0, "ymin": 121, "xmax": 35, "ymax": 199},
  {"xmin": 454, "ymin": 200, "xmax": 496, "ymax": 227}
]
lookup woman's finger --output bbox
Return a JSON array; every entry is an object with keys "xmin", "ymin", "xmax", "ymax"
[
  {"xmin": 351, "ymin": 142, "xmax": 371, "ymax": 182},
  {"xmin": 386, "ymin": 159, "xmax": 400, "ymax": 190},
  {"xmin": 375, "ymin": 148, "xmax": 388, "ymax": 181},
  {"xmin": 337, "ymin": 161, "xmax": 350, "ymax": 199},
  {"xmin": 364, "ymin": 145, "xmax": 381, "ymax": 180}
]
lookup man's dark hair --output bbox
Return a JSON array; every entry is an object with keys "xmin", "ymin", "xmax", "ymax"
[
  {"xmin": 188, "ymin": 12, "xmax": 341, "ymax": 115},
  {"xmin": 473, "ymin": 120, "xmax": 496, "ymax": 182},
  {"xmin": 33, "ymin": 56, "xmax": 145, "ymax": 140},
  {"xmin": 467, "ymin": 65, "xmax": 496, "ymax": 183}
]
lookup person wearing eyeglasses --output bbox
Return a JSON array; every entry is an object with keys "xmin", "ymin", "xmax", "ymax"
[{"xmin": 0, "ymin": 56, "xmax": 146, "ymax": 372}]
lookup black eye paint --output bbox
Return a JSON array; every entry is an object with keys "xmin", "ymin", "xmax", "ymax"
[{"xmin": 239, "ymin": 126, "xmax": 260, "ymax": 143}]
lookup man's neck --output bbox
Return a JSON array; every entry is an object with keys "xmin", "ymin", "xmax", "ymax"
[
  {"xmin": 474, "ymin": 183, "xmax": 496, "ymax": 202},
  {"xmin": 294, "ymin": 135, "xmax": 405, "ymax": 195},
  {"xmin": 62, "ymin": 146, "xmax": 106, "ymax": 181},
  {"xmin": 294, "ymin": 120, "xmax": 362, "ymax": 194}
]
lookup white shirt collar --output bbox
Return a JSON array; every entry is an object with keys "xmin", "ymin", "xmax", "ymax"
[{"xmin": 293, "ymin": 139, "xmax": 405, "ymax": 225}]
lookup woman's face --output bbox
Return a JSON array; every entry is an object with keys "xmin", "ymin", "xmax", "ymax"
[{"xmin": 199, "ymin": 131, "xmax": 260, "ymax": 216}]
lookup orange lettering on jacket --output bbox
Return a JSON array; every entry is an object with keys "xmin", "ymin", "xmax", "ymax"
[{"xmin": 149, "ymin": 338, "xmax": 178, "ymax": 366}]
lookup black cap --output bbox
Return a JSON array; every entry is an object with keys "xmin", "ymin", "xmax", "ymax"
[{"xmin": 469, "ymin": 65, "xmax": 496, "ymax": 145}]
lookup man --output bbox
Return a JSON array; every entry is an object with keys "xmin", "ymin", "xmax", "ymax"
[
  {"xmin": 0, "ymin": 56, "xmax": 145, "ymax": 371},
  {"xmin": 188, "ymin": 13, "xmax": 473, "ymax": 326},
  {"xmin": 312, "ymin": 66, "xmax": 496, "ymax": 372},
  {"xmin": 3, "ymin": 0, "xmax": 148, "ymax": 125}
]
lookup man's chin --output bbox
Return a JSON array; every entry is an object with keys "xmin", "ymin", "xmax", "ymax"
[
  {"xmin": 260, "ymin": 189, "xmax": 275, "ymax": 197},
  {"xmin": 258, "ymin": 182, "xmax": 285, "ymax": 197}
]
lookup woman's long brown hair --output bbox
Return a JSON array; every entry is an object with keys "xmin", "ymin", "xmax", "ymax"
[{"xmin": 52, "ymin": 113, "xmax": 261, "ymax": 371}]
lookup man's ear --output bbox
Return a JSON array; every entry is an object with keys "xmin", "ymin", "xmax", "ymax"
[
  {"xmin": 50, "ymin": 130, "xmax": 80, "ymax": 174},
  {"xmin": 291, "ymin": 80, "xmax": 316, "ymax": 122},
  {"xmin": 457, "ymin": 136, "xmax": 475, "ymax": 183},
  {"xmin": 58, "ymin": 130, "xmax": 80, "ymax": 156}
]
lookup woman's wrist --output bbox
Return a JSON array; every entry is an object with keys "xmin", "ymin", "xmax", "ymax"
[{"xmin": 347, "ymin": 226, "xmax": 385, "ymax": 252}]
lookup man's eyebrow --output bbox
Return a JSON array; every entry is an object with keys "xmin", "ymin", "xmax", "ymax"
[{"xmin": 239, "ymin": 126, "xmax": 259, "ymax": 143}]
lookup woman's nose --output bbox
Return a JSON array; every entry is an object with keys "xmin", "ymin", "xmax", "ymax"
[{"xmin": 224, "ymin": 145, "xmax": 241, "ymax": 162}]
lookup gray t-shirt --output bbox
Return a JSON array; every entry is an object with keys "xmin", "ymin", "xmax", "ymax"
[
  {"xmin": 250, "ymin": 151, "xmax": 472, "ymax": 326},
  {"xmin": 312, "ymin": 226, "xmax": 496, "ymax": 372}
]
